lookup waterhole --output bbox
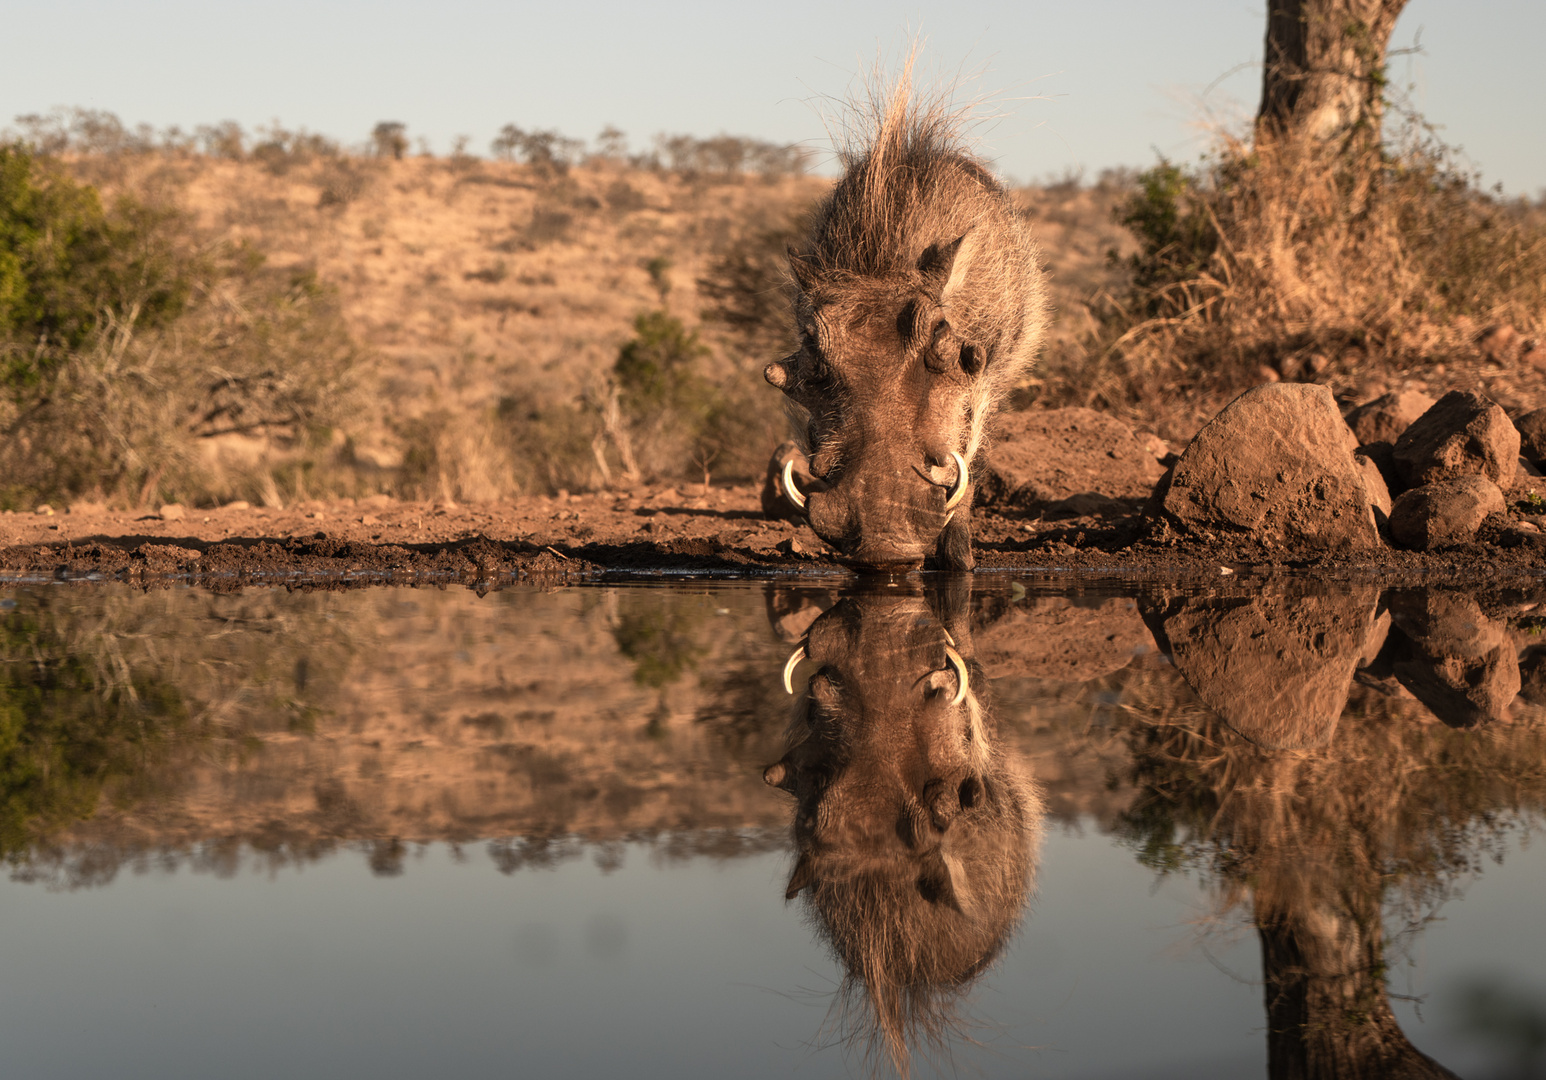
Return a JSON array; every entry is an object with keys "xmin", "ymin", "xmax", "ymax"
[{"xmin": 1, "ymin": 576, "xmax": 1542, "ymax": 1079}]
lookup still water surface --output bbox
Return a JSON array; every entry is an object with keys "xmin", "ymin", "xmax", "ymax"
[{"xmin": 0, "ymin": 577, "xmax": 1543, "ymax": 1078}]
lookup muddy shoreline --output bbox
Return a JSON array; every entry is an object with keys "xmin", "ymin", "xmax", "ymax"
[{"xmin": 3, "ymin": 482, "xmax": 1544, "ymax": 589}]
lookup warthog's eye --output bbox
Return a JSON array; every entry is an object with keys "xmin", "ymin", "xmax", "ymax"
[{"xmin": 895, "ymin": 300, "xmax": 919, "ymax": 346}]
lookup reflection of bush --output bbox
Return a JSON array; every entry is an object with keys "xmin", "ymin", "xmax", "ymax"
[
  {"xmin": 0, "ymin": 599, "xmax": 188, "ymax": 858},
  {"xmin": 0, "ymin": 590, "xmax": 358, "ymax": 871},
  {"xmin": 612, "ymin": 593, "xmax": 714, "ymax": 689}
]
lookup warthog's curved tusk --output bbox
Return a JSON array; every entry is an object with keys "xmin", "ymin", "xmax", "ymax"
[
  {"xmin": 944, "ymin": 451, "xmax": 969, "ymax": 511},
  {"xmin": 944, "ymin": 644, "xmax": 969, "ymax": 706},
  {"xmin": 782, "ymin": 644, "xmax": 807, "ymax": 694},
  {"xmin": 781, "ymin": 459, "xmax": 807, "ymax": 512}
]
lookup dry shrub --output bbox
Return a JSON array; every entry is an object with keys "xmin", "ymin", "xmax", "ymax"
[
  {"xmin": 314, "ymin": 157, "xmax": 375, "ymax": 209},
  {"xmin": 391, "ymin": 307, "xmax": 787, "ymax": 502},
  {"xmin": 1034, "ymin": 123, "xmax": 1546, "ymax": 438},
  {"xmin": 0, "ymin": 143, "xmax": 360, "ymax": 508},
  {"xmin": 0, "ymin": 258, "xmax": 359, "ymax": 508},
  {"xmin": 250, "ymin": 123, "xmax": 341, "ymax": 176},
  {"xmin": 396, "ymin": 394, "xmax": 601, "ymax": 502}
]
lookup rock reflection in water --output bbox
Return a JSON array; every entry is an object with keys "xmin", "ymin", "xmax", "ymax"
[
  {"xmin": 762, "ymin": 581, "xmax": 1041, "ymax": 1075},
  {"xmin": 1378, "ymin": 591, "xmax": 1522, "ymax": 728},
  {"xmin": 1116, "ymin": 584, "xmax": 1546, "ymax": 1079},
  {"xmin": 1141, "ymin": 584, "xmax": 1385, "ymax": 748}
]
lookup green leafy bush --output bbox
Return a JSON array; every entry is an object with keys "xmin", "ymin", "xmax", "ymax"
[
  {"xmin": 1116, "ymin": 160, "xmax": 1219, "ymax": 306},
  {"xmin": 0, "ymin": 600, "xmax": 188, "ymax": 859},
  {"xmin": 0, "ymin": 145, "xmax": 193, "ymax": 380}
]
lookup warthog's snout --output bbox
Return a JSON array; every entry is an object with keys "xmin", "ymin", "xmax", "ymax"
[{"xmin": 793, "ymin": 452, "xmax": 968, "ymax": 570}]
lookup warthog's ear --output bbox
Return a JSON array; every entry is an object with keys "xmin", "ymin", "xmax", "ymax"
[
  {"xmin": 786, "ymin": 245, "xmax": 820, "ymax": 295},
  {"xmin": 785, "ymin": 853, "xmax": 816, "ymax": 900},
  {"xmin": 917, "ymin": 849, "xmax": 971, "ymax": 913},
  {"xmin": 917, "ymin": 230, "xmax": 978, "ymax": 306}
]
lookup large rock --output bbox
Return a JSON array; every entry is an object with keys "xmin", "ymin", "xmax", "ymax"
[
  {"xmin": 1152, "ymin": 383, "xmax": 1383, "ymax": 549},
  {"xmin": 1388, "ymin": 475, "xmax": 1505, "ymax": 550},
  {"xmin": 1142, "ymin": 586, "xmax": 1383, "ymax": 749},
  {"xmin": 979, "ymin": 408, "xmax": 1164, "ymax": 511},
  {"xmin": 977, "ymin": 595, "xmax": 1152, "ymax": 683},
  {"xmin": 1386, "ymin": 591, "xmax": 1520, "ymax": 727},
  {"xmin": 1345, "ymin": 389, "xmax": 1437, "ymax": 446},
  {"xmin": 1514, "ymin": 407, "xmax": 1546, "ymax": 467},
  {"xmin": 1392, "ymin": 390, "xmax": 1519, "ymax": 489}
]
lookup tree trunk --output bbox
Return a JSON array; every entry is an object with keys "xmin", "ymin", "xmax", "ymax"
[
  {"xmin": 1256, "ymin": 886, "xmax": 1461, "ymax": 1080},
  {"xmin": 1258, "ymin": 0, "xmax": 1409, "ymax": 152}
]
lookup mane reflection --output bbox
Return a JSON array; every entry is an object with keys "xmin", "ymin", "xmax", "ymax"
[{"xmin": 762, "ymin": 580, "xmax": 1041, "ymax": 1076}]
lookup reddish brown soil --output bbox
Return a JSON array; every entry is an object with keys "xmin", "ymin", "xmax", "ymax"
[{"xmin": 5, "ymin": 481, "xmax": 1546, "ymax": 588}]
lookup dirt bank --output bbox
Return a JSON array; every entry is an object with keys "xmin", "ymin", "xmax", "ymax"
[{"xmin": 5, "ymin": 480, "xmax": 1545, "ymax": 588}]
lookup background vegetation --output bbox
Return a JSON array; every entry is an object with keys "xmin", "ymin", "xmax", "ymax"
[{"xmin": 1, "ymin": 99, "xmax": 1543, "ymax": 507}]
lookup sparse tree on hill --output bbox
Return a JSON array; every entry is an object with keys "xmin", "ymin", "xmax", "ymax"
[{"xmin": 371, "ymin": 121, "xmax": 407, "ymax": 160}]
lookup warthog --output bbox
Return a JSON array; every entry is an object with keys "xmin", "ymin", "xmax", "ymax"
[
  {"xmin": 764, "ymin": 77, "xmax": 1047, "ymax": 570},
  {"xmin": 762, "ymin": 581, "xmax": 1040, "ymax": 1070}
]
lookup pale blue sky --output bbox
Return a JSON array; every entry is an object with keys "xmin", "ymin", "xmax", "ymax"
[{"xmin": 0, "ymin": 0, "xmax": 1540, "ymax": 193}]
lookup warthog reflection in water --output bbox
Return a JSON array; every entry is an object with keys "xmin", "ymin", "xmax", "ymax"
[
  {"xmin": 764, "ymin": 57, "xmax": 1047, "ymax": 571},
  {"xmin": 761, "ymin": 581, "xmax": 1041, "ymax": 1073}
]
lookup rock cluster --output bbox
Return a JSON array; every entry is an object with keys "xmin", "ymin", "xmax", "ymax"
[
  {"xmin": 1379, "ymin": 390, "xmax": 1520, "ymax": 550},
  {"xmin": 1140, "ymin": 384, "xmax": 1531, "ymax": 553}
]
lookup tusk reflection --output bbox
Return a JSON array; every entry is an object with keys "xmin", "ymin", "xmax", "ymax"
[
  {"xmin": 944, "ymin": 644, "xmax": 969, "ymax": 706},
  {"xmin": 782, "ymin": 644, "xmax": 807, "ymax": 694}
]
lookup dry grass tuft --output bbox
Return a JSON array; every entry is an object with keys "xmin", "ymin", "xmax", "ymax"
[{"xmin": 1031, "ymin": 124, "xmax": 1546, "ymax": 440}]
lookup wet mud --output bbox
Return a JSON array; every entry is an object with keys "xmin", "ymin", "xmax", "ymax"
[{"xmin": 4, "ymin": 480, "xmax": 1545, "ymax": 587}]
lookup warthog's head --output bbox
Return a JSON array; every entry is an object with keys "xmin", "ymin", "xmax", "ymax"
[
  {"xmin": 765, "ymin": 94, "xmax": 1044, "ymax": 571},
  {"xmin": 762, "ymin": 583, "xmax": 1039, "ymax": 1067}
]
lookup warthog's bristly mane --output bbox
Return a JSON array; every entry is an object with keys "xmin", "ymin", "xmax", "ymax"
[{"xmin": 795, "ymin": 61, "xmax": 1046, "ymax": 467}]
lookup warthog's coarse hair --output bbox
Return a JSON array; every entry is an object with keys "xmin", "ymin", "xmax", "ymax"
[{"xmin": 796, "ymin": 58, "xmax": 1048, "ymax": 465}]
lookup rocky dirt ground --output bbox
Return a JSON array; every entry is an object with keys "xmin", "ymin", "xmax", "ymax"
[
  {"xmin": 9, "ymin": 375, "xmax": 1546, "ymax": 588},
  {"xmin": 3, "ymin": 465, "xmax": 1543, "ymax": 589}
]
